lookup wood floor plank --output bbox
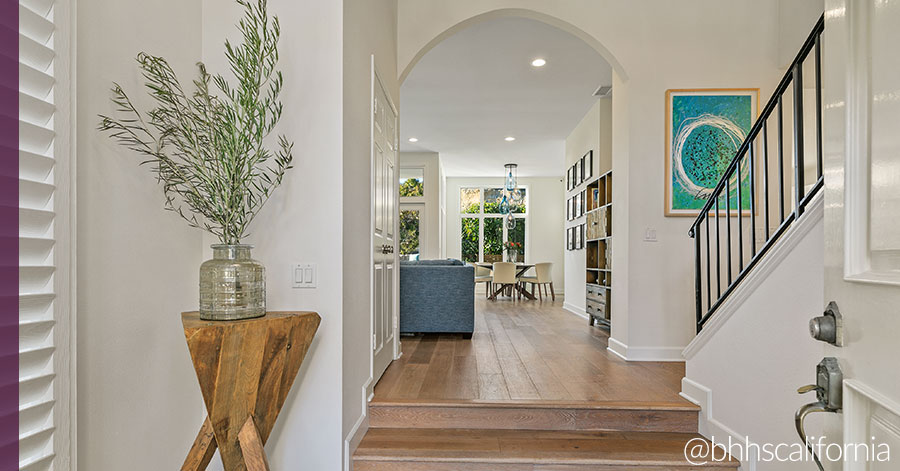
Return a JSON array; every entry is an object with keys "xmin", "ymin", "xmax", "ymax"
[
  {"xmin": 375, "ymin": 297, "xmax": 688, "ymax": 404},
  {"xmin": 354, "ymin": 428, "xmax": 738, "ymax": 469}
]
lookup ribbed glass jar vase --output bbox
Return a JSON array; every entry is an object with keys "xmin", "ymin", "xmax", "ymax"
[{"xmin": 199, "ymin": 244, "xmax": 266, "ymax": 320}]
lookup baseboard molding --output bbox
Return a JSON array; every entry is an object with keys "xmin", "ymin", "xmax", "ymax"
[
  {"xmin": 607, "ymin": 337, "xmax": 628, "ymax": 360},
  {"xmin": 343, "ymin": 412, "xmax": 368, "ymax": 471},
  {"xmin": 344, "ymin": 377, "xmax": 374, "ymax": 471},
  {"xmin": 682, "ymin": 191, "xmax": 824, "ymax": 360},
  {"xmin": 563, "ymin": 301, "xmax": 588, "ymax": 320},
  {"xmin": 681, "ymin": 377, "xmax": 756, "ymax": 470},
  {"xmin": 606, "ymin": 337, "xmax": 683, "ymax": 362}
]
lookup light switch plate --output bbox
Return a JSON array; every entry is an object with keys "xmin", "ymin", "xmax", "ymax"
[
  {"xmin": 644, "ymin": 228, "xmax": 658, "ymax": 242},
  {"xmin": 292, "ymin": 263, "xmax": 317, "ymax": 289}
]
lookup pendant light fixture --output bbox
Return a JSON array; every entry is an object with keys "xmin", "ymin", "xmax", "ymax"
[{"xmin": 505, "ymin": 163, "xmax": 518, "ymax": 191}]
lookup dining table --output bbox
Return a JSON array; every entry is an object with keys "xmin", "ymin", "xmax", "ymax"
[{"xmin": 475, "ymin": 262, "xmax": 536, "ymax": 300}]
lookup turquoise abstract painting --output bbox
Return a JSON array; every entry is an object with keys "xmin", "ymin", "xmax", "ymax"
[{"xmin": 665, "ymin": 89, "xmax": 757, "ymax": 216}]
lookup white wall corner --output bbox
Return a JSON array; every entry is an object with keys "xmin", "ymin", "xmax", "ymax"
[
  {"xmin": 606, "ymin": 337, "xmax": 629, "ymax": 360},
  {"xmin": 682, "ymin": 191, "xmax": 824, "ymax": 361},
  {"xmin": 681, "ymin": 377, "xmax": 757, "ymax": 471},
  {"xmin": 563, "ymin": 301, "xmax": 588, "ymax": 320}
]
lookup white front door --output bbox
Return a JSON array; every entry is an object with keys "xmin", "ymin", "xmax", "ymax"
[
  {"xmin": 823, "ymin": 1, "xmax": 900, "ymax": 468},
  {"xmin": 372, "ymin": 63, "xmax": 399, "ymax": 382}
]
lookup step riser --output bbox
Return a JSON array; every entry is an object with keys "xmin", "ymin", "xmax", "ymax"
[
  {"xmin": 354, "ymin": 461, "xmax": 736, "ymax": 471},
  {"xmin": 369, "ymin": 406, "xmax": 698, "ymax": 433}
]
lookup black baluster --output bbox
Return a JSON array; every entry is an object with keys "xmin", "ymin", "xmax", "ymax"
[
  {"xmin": 726, "ymin": 178, "xmax": 732, "ymax": 286},
  {"xmin": 793, "ymin": 61, "xmax": 805, "ymax": 216},
  {"xmin": 705, "ymin": 217, "xmax": 711, "ymax": 310},
  {"xmin": 749, "ymin": 139, "xmax": 756, "ymax": 257},
  {"xmin": 778, "ymin": 96, "xmax": 785, "ymax": 222},
  {"xmin": 737, "ymin": 156, "xmax": 744, "ymax": 272},
  {"xmin": 763, "ymin": 121, "xmax": 770, "ymax": 241},
  {"xmin": 715, "ymin": 196, "xmax": 721, "ymax": 298},
  {"xmin": 694, "ymin": 227, "xmax": 702, "ymax": 332}
]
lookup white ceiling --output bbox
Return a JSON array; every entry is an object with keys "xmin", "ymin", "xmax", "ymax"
[{"xmin": 400, "ymin": 17, "xmax": 612, "ymax": 177}]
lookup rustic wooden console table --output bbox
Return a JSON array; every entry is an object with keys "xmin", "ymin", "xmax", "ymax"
[{"xmin": 180, "ymin": 311, "xmax": 321, "ymax": 471}]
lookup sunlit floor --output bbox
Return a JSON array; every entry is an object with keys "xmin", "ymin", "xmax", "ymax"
[{"xmin": 373, "ymin": 295, "xmax": 689, "ymax": 404}]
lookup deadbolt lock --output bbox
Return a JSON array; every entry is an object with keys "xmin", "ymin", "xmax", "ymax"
[{"xmin": 809, "ymin": 301, "xmax": 843, "ymax": 346}]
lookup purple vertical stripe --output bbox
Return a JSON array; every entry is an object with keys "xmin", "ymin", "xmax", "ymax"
[{"xmin": 0, "ymin": 0, "xmax": 17, "ymax": 469}]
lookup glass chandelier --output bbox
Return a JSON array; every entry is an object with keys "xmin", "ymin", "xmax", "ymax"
[{"xmin": 501, "ymin": 163, "xmax": 519, "ymax": 229}]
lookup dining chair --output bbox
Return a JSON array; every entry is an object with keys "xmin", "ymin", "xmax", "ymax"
[
  {"xmin": 519, "ymin": 262, "xmax": 555, "ymax": 301},
  {"xmin": 472, "ymin": 263, "xmax": 493, "ymax": 298},
  {"xmin": 490, "ymin": 262, "xmax": 519, "ymax": 300}
]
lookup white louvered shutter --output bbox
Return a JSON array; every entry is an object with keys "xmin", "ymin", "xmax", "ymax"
[{"xmin": 19, "ymin": 0, "xmax": 73, "ymax": 469}]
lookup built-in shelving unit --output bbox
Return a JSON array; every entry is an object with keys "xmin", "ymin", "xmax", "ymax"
[{"xmin": 585, "ymin": 170, "xmax": 612, "ymax": 328}]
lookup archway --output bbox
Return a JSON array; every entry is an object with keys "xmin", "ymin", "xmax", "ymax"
[{"xmin": 398, "ymin": 8, "xmax": 627, "ymax": 85}]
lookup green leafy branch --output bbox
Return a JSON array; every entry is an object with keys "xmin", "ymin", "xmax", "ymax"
[{"xmin": 98, "ymin": 0, "xmax": 292, "ymax": 245}]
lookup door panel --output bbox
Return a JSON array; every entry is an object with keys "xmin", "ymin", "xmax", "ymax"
[
  {"xmin": 823, "ymin": 1, "xmax": 900, "ymax": 468},
  {"xmin": 372, "ymin": 64, "xmax": 398, "ymax": 381}
]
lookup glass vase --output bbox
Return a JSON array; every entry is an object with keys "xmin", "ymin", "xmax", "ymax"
[
  {"xmin": 199, "ymin": 244, "xmax": 266, "ymax": 321},
  {"xmin": 506, "ymin": 249, "xmax": 518, "ymax": 263}
]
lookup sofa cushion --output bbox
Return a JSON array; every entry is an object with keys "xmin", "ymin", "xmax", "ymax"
[{"xmin": 400, "ymin": 259, "xmax": 464, "ymax": 266}]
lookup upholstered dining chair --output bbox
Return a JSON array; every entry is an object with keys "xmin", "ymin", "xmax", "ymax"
[
  {"xmin": 490, "ymin": 262, "xmax": 519, "ymax": 300},
  {"xmin": 519, "ymin": 262, "xmax": 555, "ymax": 301},
  {"xmin": 472, "ymin": 263, "xmax": 492, "ymax": 298}
]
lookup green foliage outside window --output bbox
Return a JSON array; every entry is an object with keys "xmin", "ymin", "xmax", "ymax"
[
  {"xmin": 460, "ymin": 188, "xmax": 481, "ymax": 213},
  {"xmin": 399, "ymin": 178, "xmax": 424, "ymax": 197},
  {"xmin": 483, "ymin": 218, "xmax": 503, "ymax": 261},
  {"xmin": 509, "ymin": 219, "xmax": 525, "ymax": 261},
  {"xmin": 461, "ymin": 218, "xmax": 479, "ymax": 262},
  {"xmin": 399, "ymin": 210, "xmax": 420, "ymax": 256}
]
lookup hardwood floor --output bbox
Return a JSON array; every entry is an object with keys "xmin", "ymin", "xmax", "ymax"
[
  {"xmin": 356, "ymin": 296, "xmax": 737, "ymax": 469},
  {"xmin": 373, "ymin": 297, "xmax": 689, "ymax": 404}
]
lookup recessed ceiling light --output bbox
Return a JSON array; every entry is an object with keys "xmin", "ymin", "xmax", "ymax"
[
  {"xmin": 531, "ymin": 58, "xmax": 546, "ymax": 67},
  {"xmin": 408, "ymin": 137, "xmax": 418, "ymax": 143},
  {"xmin": 504, "ymin": 136, "xmax": 516, "ymax": 142}
]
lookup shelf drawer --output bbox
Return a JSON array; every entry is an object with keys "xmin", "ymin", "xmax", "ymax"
[
  {"xmin": 586, "ymin": 283, "xmax": 606, "ymax": 302},
  {"xmin": 586, "ymin": 299, "xmax": 607, "ymax": 319}
]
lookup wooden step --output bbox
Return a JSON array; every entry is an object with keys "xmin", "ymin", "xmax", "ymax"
[
  {"xmin": 353, "ymin": 428, "xmax": 739, "ymax": 470},
  {"xmin": 369, "ymin": 399, "xmax": 699, "ymax": 433}
]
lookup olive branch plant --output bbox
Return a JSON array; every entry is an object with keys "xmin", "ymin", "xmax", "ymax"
[{"xmin": 98, "ymin": 0, "xmax": 292, "ymax": 245}]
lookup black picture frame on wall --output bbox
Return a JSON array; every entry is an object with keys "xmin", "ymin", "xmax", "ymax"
[
  {"xmin": 584, "ymin": 150, "xmax": 593, "ymax": 179},
  {"xmin": 566, "ymin": 227, "xmax": 573, "ymax": 250}
]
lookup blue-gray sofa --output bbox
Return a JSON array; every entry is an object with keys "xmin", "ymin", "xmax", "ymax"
[{"xmin": 399, "ymin": 259, "xmax": 475, "ymax": 338}]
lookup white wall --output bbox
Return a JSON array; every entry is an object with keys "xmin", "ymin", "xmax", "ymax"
[
  {"xmin": 201, "ymin": 0, "xmax": 347, "ymax": 469},
  {"xmin": 76, "ymin": 0, "xmax": 205, "ymax": 469},
  {"xmin": 682, "ymin": 197, "xmax": 824, "ymax": 470},
  {"xmin": 342, "ymin": 0, "xmax": 400, "ymax": 466},
  {"xmin": 399, "ymin": 152, "xmax": 442, "ymax": 259},
  {"xmin": 397, "ymin": 0, "xmax": 824, "ymax": 360},
  {"xmin": 563, "ymin": 99, "xmax": 612, "ymax": 316},
  {"xmin": 445, "ymin": 177, "xmax": 565, "ymax": 292}
]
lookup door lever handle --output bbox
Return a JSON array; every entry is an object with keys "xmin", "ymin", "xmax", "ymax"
[{"xmin": 794, "ymin": 358, "xmax": 842, "ymax": 471}]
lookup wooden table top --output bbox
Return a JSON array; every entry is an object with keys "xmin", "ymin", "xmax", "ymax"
[
  {"xmin": 181, "ymin": 311, "xmax": 319, "ymax": 329},
  {"xmin": 474, "ymin": 262, "xmax": 534, "ymax": 268}
]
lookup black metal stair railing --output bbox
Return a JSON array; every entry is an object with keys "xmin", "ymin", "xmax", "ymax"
[{"xmin": 689, "ymin": 14, "xmax": 825, "ymax": 332}]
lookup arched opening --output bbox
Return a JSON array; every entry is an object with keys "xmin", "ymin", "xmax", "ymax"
[
  {"xmin": 399, "ymin": 8, "xmax": 627, "ymax": 85},
  {"xmin": 382, "ymin": 7, "xmax": 688, "ymax": 410}
]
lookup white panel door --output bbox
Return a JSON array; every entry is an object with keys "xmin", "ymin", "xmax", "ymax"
[
  {"xmin": 823, "ymin": 1, "xmax": 900, "ymax": 469},
  {"xmin": 372, "ymin": 64, "xmax": 398, "ymax": 382}
]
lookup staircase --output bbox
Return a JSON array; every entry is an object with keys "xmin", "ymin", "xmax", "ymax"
[
  {"xmin": 352, "ymin": 398, "xmax": 738, "ymax": 469},
  {"xmin": 689, "ymin": 14, "xmax": 825, "ymax": 332}
]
